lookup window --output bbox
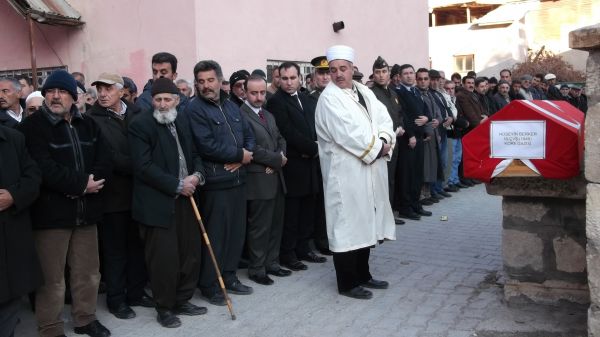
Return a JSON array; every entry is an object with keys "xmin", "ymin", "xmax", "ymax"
[
  {"xmin": 0, "ymin": 66, "xmax": 68, "ymax": 88},
  {"xmin": 454, "ymin": 55, "xmax": 474, "ymax": 74},
  {"xmin": 267, "ymin": 59, "xmax": 313, "ymax": 84}
]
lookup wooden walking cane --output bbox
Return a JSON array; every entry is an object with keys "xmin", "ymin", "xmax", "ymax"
[{"xmin": 189, "ymin": 196, "xmax": 237, "ymax": 320}]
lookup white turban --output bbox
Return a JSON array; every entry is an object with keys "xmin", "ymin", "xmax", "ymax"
[
  {"xmin": 25, "ymin": 91, "xmax": 43, "ymax": 104},
  {"xmin": 326, "ymin": 45, "xmax": 355, "ymax": 63}
]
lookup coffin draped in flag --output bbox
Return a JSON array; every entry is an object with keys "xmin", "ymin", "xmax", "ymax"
[{"xmin": 462, "ymin": 100, "xmax": 584, "ymax": 182}]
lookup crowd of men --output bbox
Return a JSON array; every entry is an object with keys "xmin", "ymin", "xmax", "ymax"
[{"xmin": 0, "ymin": 48, "xmax": 589, "ymax": 337}]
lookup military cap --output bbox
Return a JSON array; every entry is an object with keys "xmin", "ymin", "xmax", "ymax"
[
  {"xmin": 390, "ymin": 64, "xmax": 401, "ymax": 78},
  {"xmin": 311, "ymin": 56, "xmax": 329, "ymax": 69},
  {"xmin": 372, "ymin": 56, "xmax": 388, "ymax": 71}
]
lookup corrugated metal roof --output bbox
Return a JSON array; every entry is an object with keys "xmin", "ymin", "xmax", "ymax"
[
  {"xmin": 474, "ymin": 0, "xmax": 539, "ymax": 25},
  {"xmin": 7, "ymin": 0, "xmax": 84, "ymax": 26}
]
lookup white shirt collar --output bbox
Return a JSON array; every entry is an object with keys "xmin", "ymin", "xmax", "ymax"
[
  {"xmin": 7, "ymin": 106, "xmax": 23, "ymax": 122},
  {"xmin": 244, "ymin": 101, "xmax": 261, "ymax": 114}
]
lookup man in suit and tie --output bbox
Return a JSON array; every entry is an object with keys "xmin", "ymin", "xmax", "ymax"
[
  {"xmin": 240, "ymin": 74, "xmax": 291, "ymax": 285},
  {"xmin": 265, "ymin": 62, "xmax": 327, "ymax": 271},
  {"xmin": 393, "ymin": 64, "xmax": 431, "ymax": 220}
]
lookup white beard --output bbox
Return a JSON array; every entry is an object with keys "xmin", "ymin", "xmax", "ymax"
[{"xmin": 153, "ymin": 108, "xmax": 177, "ymax": 124}]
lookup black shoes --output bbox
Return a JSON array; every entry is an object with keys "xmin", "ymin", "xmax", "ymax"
[
  {"xmin": 174, "ymin": 301, "xmax": 207, "ymax": 316},
  {"xmin": 394, "ymin": 216, "xmax": 406, "ymax": 225},
  {"xmin": 128, "ymin": 294, "xmax": 155, "ymax": 308},
  {"xmin": 249, "ymin": 274, "xmax": 275, "ymax": 285},
  {"xmin": 420, "ymin": 198, "xmax": 434, "ymax": 206},
  {"xmin": 437, "ymin": 191, "xmax": 452, "ymax": 198},
  {"xmin": 340, "ymin": 286, "xmax": 373, "ymax": 300},
  {"xmin": 281, "ymin": 259, "xmax": 308, "ymax": 271},
  {"xmin": 361, "ymin": 278, "xmax": 389, "ymax": 289},
  {"xmin": 204, "ymin": 292, "xmax": 227, "ymax": 306},
  {"xmin": 108, "ymin": 303, "xmax": 135, "ymax": 319},
  {"xmin": 398, "ymin": 211, "xmax": 421, "ymax": 220},
  {"xmin": 299, "ymin": 251, "xmax": 327, "ymax": 263},
  {"xmin": 445, "ymin": 185, "xmax": 459, "ymax": 192},
  {"xmin": 267, "ymin": 268, "xmax": 292, "ymax": 277},
  {"xmin": 73, "ymin": 320, "xmax": 111, "ymax": 337},
  {"xmin": 226, "ymin": 280, "xmax": 253, "ymax": 295},
  {"xmin": 157, "ymin": 310, "xmax": 181, "ymax": 328},
  {"xmin": 415, "ymin": 208, "xmax": 432, "ymax": 216}
]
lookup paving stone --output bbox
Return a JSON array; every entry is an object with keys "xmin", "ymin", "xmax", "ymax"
[{"xmin": 12, "ymin": 185, "xmax": 586, "ymax": 337}]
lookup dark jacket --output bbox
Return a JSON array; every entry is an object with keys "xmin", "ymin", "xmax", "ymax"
[
  {"xmin": 493, "ymin": 93, "xmax": 510, "ymax": 111},
  {"xmin": 0, "ymin": 126, "xmax": 43, "ymax": 302},
  {"xmin": 456, "ymin": 90, "xmax": 485, "ymax": 131},
  {"xmin": 0, "ymin": 109, "xmax": 19, "ymax": 128},
  {"xmin": 265, "ymin": 89, "xmax": 319, "ymax": 197},
  {"xmin": 569, "ymin": 94, "xmax": 588, "ymax": 114},
  {"xmin": 18, "ymin": 104, "xmax": 113, "ymax": 229},
  {"xmin": 128, "ymin": 110, "xmax": 204, "ymax": 228},
  {"xmin": 135, "ymin": 79, "xmax": 189, "ymax": 113},
  {"xmin": 186, "ymin": 92, "xmax": 255, "ymax": 190},
  {"xmin": 87, "ymin": 100, "xmax": 141, "ymax": 213},
  {"xmin": 371, "ymin": 84, "xmax": 404, "ymax": 130},
  {"xmin": 394, "ymin": 85, "xmax": 429, "ymax": 140},
  {"xmin": 240, "ymin": 103, "xmax": 287, "ymax": 200}
]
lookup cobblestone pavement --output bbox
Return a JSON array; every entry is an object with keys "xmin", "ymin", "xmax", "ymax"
[{"xmin": 15, "ymin": 184, "xmax": 587, "ymax": 337}]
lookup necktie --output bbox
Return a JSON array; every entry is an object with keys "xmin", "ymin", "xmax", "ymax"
[
  {"xmin": 258, "ymin": 109, "xmax": 267, "ymax": 126},
  {"xmin": 292, "ymin": 93, "xmax": 303, "ymax": 110}
]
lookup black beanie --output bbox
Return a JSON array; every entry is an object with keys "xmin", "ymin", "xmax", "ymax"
[
  {"xmin": 42, "ymin": 70, "xmax": 78, "ymax": 101},
  {"xmin": 151, "ymin": 78, "xmax": 179, "ymax": 96},
  {"xmin": 229, "ymin": 70, "xmax": 250, "ymax": 89}
]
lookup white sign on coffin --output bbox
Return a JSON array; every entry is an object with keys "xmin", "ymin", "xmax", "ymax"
[{"xmin": 490, "ymin": 120, "xmax": 546, "ymax": 159}]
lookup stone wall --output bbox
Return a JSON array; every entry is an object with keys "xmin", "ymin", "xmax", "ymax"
[
  {"xmin": 487, "ymin": 178, "xmax": 588, "ymax": 305},
  {"xmin": 570, "ymin": 23, "xmax": 600, "ymax": 337}
]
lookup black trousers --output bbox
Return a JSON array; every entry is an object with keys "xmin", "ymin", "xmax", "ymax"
[
  {"xmin": 388, "ymin": 143, "xmax": 401, "ymax": 207},
  {"xmin": 280, "ymin": 194, "xmax": 316, "ymax": 262},
  {"xmin": 313, "ymin": 183, "xmax": 329, "ymax": 251},
  {"xmin": 246, "ymin": 186, "xmax": 285, "ymax": 277},
  {"xmin": 0, "ymin": 298, "xmax": 20, "ymax": 337},
  {"xmin": 98, "ymin": 211, "xmax": 147, "ymax": 309},
  {"xmin": 395, "ymin": 138, "xmax": 425, "ymax": 213},
  {"xmin": 198, "ymin": 185, "xmax": 246, "ymax": 295},
  {"xmin": 332, "ymin": 248, "xmax": 372, "ymax": 292},
  {"xmin": 140, "ymin": 198, "xmax": 201, "ymax": 311}
]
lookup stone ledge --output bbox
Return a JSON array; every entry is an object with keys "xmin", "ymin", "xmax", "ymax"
[
  {"xmin": 504, "ymin": 279, "xmax": 590, "ymax": 305},
  {"xmin": 486, "ymin": 175, "xmax": 586, "ymax": 199},
  {"xmin": 570, "ymin": 23, "xmax": 600, "ymax": 50}
]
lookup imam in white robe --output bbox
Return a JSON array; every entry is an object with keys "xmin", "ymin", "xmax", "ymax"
[{"xmin": 315, "ymin": 81, "xmax": 396, "ymax": 253}]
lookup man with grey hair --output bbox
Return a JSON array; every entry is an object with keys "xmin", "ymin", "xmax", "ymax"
[
  {"xmin": 175, "ymin": 79, "xmax": 193, "ymax": 98},
  {"xmin": 88, "ymin": 73, "xmax": 152, "ymax": 320},
  {"xmin": 315, "ymin": 45, "xmax": 395, "ymax": 300},
  {"xmin": 0, "ymin": 77, "xmax": 23, "ymax": 127},
  {"xmin": 187, "ymin": 60, "xmax": 256, "ymax": 306},
  {"xmin": 518, "ymin": 75, "xmax": 534, "ymax": 100}
]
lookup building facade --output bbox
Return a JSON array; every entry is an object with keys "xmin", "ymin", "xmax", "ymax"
[
  {"xmin": 0, "ymin": 0, "xmax": 428, "ymax": 89},
  {"xmin": 428, "ymin": 0, "xmax": 599, "ymax": 77}
]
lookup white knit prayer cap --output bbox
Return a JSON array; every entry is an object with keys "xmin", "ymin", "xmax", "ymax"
[{"xmin": 326, "ymin": 45, "xmax": 355, "ymax": 63}]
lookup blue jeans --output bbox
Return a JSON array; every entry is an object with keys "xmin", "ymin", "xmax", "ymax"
[{"xmin": 447, "ymin": 138, "xmax": 462, "ymax": 185}]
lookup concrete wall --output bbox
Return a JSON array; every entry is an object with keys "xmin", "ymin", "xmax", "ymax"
[{"xmin": 0, "ymin": 0, "xmax": 428, "ymax": 89}]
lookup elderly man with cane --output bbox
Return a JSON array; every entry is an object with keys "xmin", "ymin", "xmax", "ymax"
[
  {"xmin": 129, "ymin": 78, "xmax": 206, "ymax": 328},
  {"xmin": 315, "ymin": 45, "xmax": 396, "ymax": 300}
]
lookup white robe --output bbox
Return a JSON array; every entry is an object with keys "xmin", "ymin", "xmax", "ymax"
[{"xmin": 315, "ymin": 81, "xmax": 396, "ymax": 253}]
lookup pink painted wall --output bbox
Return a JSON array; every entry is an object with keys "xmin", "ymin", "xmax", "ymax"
[
  {"xmin": 0, "ymin": 0, "xmax": 427, "ymax": 89},
  {"xmin": 195, "ymin": 0, "xmax": 429, "ymax": 78}
]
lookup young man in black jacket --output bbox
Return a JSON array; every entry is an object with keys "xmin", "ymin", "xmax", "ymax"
[{"xmin": 18, "ymin": 70, "xmax": 113, "ymax": 337}]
